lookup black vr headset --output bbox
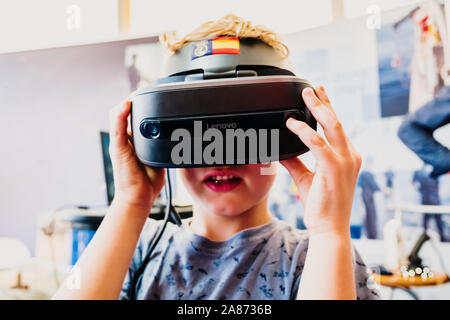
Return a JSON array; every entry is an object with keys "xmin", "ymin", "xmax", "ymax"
[{"xmin": 130, "ymin": 37, "xmax": 317, "ymax": 167}]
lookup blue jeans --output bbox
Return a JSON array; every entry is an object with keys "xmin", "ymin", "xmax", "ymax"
[{"xmin": 398, "ymin": 86, "xmax": 450, "ymax": 178}]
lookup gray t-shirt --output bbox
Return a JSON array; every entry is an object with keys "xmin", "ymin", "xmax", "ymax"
[{"xmin": 120, "ymin": 218, "xmax": 380, "ymax": 300}]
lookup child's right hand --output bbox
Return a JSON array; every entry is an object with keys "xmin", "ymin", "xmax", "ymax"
[{"xmin": 108, "ymin": 100, "xmax": 165, "ymax": 214}]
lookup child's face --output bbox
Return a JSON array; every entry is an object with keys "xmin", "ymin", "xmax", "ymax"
[{"xmin": 179, "ymin": 163, "xmax": 277, "ymax": 217}]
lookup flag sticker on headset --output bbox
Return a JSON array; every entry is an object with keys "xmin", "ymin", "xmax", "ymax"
[{"xmin": 192, "ymin": 37, "xmax": 240, "ymax": 60}]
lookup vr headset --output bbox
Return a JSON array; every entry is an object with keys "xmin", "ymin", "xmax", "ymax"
[{"xmin": 130, "ymin": 37, "xmax": 316, "ymax": 167}]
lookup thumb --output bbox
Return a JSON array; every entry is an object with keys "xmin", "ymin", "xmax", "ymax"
[
  {"xmin": 280, "ymin": 157, "xmax": 313, "ymax": 205},
  {"xmin": 109, "ymin": 100, "xmax": 133, "ymax": 160}
]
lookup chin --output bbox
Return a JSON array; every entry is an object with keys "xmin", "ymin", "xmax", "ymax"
[{"xmin": 205, "ymin": 199, "xmax": 250, "ymax": 217}]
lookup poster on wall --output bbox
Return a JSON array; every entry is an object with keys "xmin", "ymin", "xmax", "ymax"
[
  {"xmin": 376, "ymin": 1, "xmax": 449, "ymax": 117},
  {"xmin": 376, "ymin": 9, "xmax": 415, "ymax": 117}
]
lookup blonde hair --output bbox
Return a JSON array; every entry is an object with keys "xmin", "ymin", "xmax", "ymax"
[{"xmin": 159, "ymin": 13, "xmax": 290, "ymax": 59}]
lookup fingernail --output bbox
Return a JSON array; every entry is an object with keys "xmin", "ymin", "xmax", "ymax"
[
  {"xmin": 287, "ymin": 118, "xmax": 305, "ymax": 130},
  {"xmin": 286, "ymin": 118, "xmax": 296, "ymax": 128},
  {"xmin": 303, "ymin": 87, "xmax": 314, "ymax": 96},
  {"xmin": 125, "ymin": 100, "xmax": 131, "ymax": 109}
]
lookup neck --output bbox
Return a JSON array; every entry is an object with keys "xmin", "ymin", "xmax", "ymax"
[{"xmin": 189, "ymin": 198, "xmax": 273, "ymax": 241}]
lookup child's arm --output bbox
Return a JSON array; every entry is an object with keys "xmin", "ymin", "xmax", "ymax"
[
  {"xmin": 52, "ymin": 101, "xmax": 165, "ymax": 300},
  {"xmin": 281, "ymin": 86, "xmax": 362, "ymax": 300}
]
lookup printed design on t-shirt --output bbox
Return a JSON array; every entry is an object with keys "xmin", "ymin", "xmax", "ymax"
[
  {"xmin": 120, "ymin": 220, "xmax": 382, "ymax": 300},
  {"xmin": 182, "ymin": 263, "xmax": 194, "ymax": 271},
  {"xmin": 273, "ymin": 271, "xmax": 289, "ymax": 278},
  {"xmin": 196, "ymin": 294, "xmax": 207, "ymax": 300},
  {"xmin": 355, "ymin": 260, "xmax": 366, "ymax": 267},
  {"xmin": 294, "ymin": 264, "xmax": 304, "ymax": 277},
  {"xmin": 198, "ymin": 268, "xmax": 208, "ymax": 275},
  {"xmin": 283, "ymin": 249, "xmax": 293, "ymax": 261},
  {"xmin": 280, "ymin": 284, "xmax": 286, "ymax": 295},
  {"xmin": 238, "ymin": 286, "xmax": 251, "ymax": 297},
  {"xmin": 236, "ymin": 272, "xmax": 248, "ymax": 279},
  {"xmin": 213, "ymin": 258, "xmax": 221, "ymax": 267},
  {"xmin": 259, "ymin": 272, "xmax": 267, "ymax": 281},
  {"xmin": 259, "ymin": 284, "xmax": 274, "ymax": 298},
  {"xmin": 166, "ymin": 274, "xmax": 176, "ymax": 286},
  {"xmin": 176, "ymin": 292, "xmax": 184, "ymax": 300},
  {"xmin": 369, "ymin": 290, "xmax": 380, "ymax": 299},
  {"xmin": 198, "ymin": 278, "xmax": 215, "ymax": 290},
  {"xmin": 170, "ymin": 262, "xmax": 194, "ymax": 271},
  {"xmin": 190, "ymin": 241, "xmax": 201, "ymax": 252},
  {"xmin": 251, "ymin": 238, "xmax": 268, "ymax": 256},
  {"xmin": 280, "ymin": 240, "xmax": 296, "ymax": 261}
]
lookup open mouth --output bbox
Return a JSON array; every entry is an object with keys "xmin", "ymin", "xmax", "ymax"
[
  {"xmin": 203, "ymin": 171, "xmax": 243, "ymax": 192},
  {"xmin": 204, "ymin": 175, "xmax": 241, "ymax": 184}
]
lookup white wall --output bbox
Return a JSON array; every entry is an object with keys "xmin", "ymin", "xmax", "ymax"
[
  {"xmin": 0, "ymin": 1, "xmax": 436, "ymax": 54},
  {"xmin": 0, "ymin": 0, "xmax": 118, "ymax": 53},
  {"xmin": 0, "ymin": 38, "xmax": 163, "ymax": 254},
  {"xmin": 129, "ymin": 0, "xmax": 332, "ymax": 37}
]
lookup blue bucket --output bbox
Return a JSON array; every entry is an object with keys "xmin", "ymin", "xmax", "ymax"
[
  {"xmin": 350, "ymin": 225, "xmax": 362, "ymax": 239},
  {"xmin": 66, "ymin": 215, "xmax": 103, "ymax": 266}
]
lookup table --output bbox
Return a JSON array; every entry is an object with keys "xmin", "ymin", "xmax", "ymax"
[{"xmin": 373, "ymin": 272, "xmax": 449, "ymax": 299}]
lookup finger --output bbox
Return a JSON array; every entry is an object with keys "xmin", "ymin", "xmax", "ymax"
[
  {"xmin": 315, "ymin": 85, "xmax": 331, "ymax": 107},
  {"xmin": 345, "ymin": 139, "xmax": 363, "ymax": 174},
  {"xmin": 127, "ymin": 112, "xmax": 132, "ymax": 138},
  {"xmin": 109, "ymin": 100, "xmax": 132, "ymax": 155},
  {"xmin": 302, "ymin": 87, "xmax": 349, "ymax": 154},
  {"xmin": 286, "ymin": 118, "xmax": 335, "ymax": 165},
  {"xmin": 280, "ymin": 157, "xmax": 313, "ymax": 205},
  {"xmin": 317, "ymin": 86, "xmax": 358, "ymax": 154},
  {"xmin": 144, "ymin": 166, "xmax": 165, "ymax": 184}
]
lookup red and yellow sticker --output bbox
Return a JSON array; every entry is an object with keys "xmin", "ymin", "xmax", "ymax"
[{"xmin": 192, "ymin": 37, "xmax": 240, "ymax": 59}]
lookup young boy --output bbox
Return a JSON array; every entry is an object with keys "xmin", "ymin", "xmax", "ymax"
[{"xmin": 53, "ymin": 14, "xmax": 380, "ymax": 300}]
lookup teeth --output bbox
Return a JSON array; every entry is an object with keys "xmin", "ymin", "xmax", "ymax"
[{"xmin": 211, "ymin": 175, "xmax": 236, "ymax": 181}]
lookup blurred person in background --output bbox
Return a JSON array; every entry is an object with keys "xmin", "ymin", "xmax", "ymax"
[
  {"xmin": 413, "ymin": 163, "xmax": 447, "ymax": 242},
  {"xmin": 384, "ymin": 167, "xmax": 395, "ymax": 200},
  {"xmin": 397, "ymin": 0, "xmax": 450, "ymax": 178},
  {"xmin": 127, "ymin": 54, "xmax": 141, "ymax": 92},
  {"xmin": 358, "ymin": 157, "xmax": 381, "ymax": 239}
]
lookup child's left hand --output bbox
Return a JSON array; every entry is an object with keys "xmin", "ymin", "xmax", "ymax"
[{"xmin": 281, "ymin": 86, "xmax": 362, "ymax": 236}]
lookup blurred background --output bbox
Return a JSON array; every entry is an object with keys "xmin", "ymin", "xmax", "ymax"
[{"xmin": 0, "ymin": 0, "xmax": 449, "ymax": 300}]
